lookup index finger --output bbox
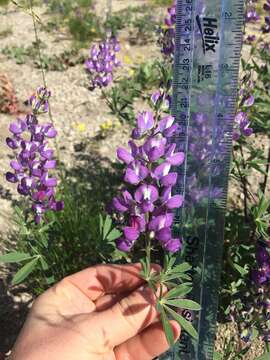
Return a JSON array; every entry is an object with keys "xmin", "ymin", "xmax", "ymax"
[{"xmin": 65, "ymin": 263, "xmax": 160, "ymax": 301}]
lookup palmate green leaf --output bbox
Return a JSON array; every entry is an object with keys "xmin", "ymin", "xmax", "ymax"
[
  {"xmin": 164, "ymin": 305, "xmax": 198, "ymax": 340},
  {"xmin": 39, "ymin": 257, "xmax": 49, "ymax": 271},
  {"xmin": 166, "ymin": 256, "xmax": 177, "ymax": 271},
  {"xmin": 103, "ymin": 215, "xmax": 112, "ymax": 240},
  {"xmin": 164, "ymin": 299, "xmax": 201, "ymax": 311},
  {"xmin": 160, "ymin": 306, "xmax": 175, "ymax": 347},
  {"xmin": 164, "ymin": 272, "xmax": 192, "ymax": 282},
  {"xmin": 233, "ymin": 263, "xmax": 249, "ymax": 276},
  {"xmin": 0, "ymin": 252, "xmax": 31, "ymax": 263},
  {"xmin": 106, "ymin": 228, "xmax": 122, "ymax": 241},
  {"xmin": 171, "ymin": 262, "xmax": 192, "ymax": 273},
  {"xmin": 12, "ymin": 257, "xmax": 39, "ymax": 285},
  {"xmin": 165, "ymin": 283, "xmax": 192, "ymax": 299}
]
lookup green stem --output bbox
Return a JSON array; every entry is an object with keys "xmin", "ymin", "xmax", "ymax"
[
  {"xmin": 265, "ymin": 342, "xmax": 270, "ymax": 353},
  {"xmin": 28, "ymin": 0, "xmax": 65, "ymax": 182}
]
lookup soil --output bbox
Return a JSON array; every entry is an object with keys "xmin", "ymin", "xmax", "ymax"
[{"xmin": 0, "ymin": 1, "xmax": 268, "ymax": 359}]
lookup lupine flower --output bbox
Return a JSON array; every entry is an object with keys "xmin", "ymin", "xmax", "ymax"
[
  {"xmin": 246, "ymin": 0, "xmax": 260, "ymax": 23},
  {"xmin": 5, "ymin": 87, "xmax": 63, "ymax": 223},
  {"xmin": 109, "ymin": 96, "xmax": 184, "ymax": 253},
  {"xmin": 245, "ymin": 34, "xmax": 256, "ymax": 44},
  {"xmin": 233, "ymin": 79, "xmax": 254, "ymax": 140},
  {"xmin": 249, "ymin": 241, "xmax": 270, "ymax": 342},
  {"xmin": 158, "ymin": 1, "xmax": 176, "ymax": 59},
  {"xmin": 85, "ymin": 37, "xmax": 121, "ymax": 90},
  {"xmin": 262, "ymin": 0, "xmax": 270, "ymax": 33}
]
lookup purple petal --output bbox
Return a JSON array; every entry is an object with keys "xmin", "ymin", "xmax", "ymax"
[
  {"xmin": 41, "ymin": 174, "xmax": 57, "ymax": 187},
  {"xmin": 17, "ymin": 183, "xmax": 29, "ymax": 195},
  {"xmin": 167, "ymin": 152, "xmax": 185, "ymax": 166},
  {"xmin": 45, "ymin": 127, "xmax": 57, "ymax": 138},
  {"xmin": 116, "ymin": 237, "xmax": 133, "ymax": 252},
  {"xmin": 9, "ymin": 120, "xmax": 26, "ymax": 135},
  {"xmin": 151, "ymin": 91, "xmax": 161, "ymax": 105},
  {"xmin": 128, "ymin": 140, "xmax": 139, "ymax": 157},
  {"xmin": 242, "ymin": 127, "xmax": 253, "ymax": 137},
  {"xmin": 123, "ymin": 226, "xmax": 139, "ymax": 241},
  {"xmin": 153, "ymin": 162, "xmax": 171, "ymax": 179},
  {"xmin": 158, "ymin": 115, "xmax": 174, "ymax": 132},
  {"xmin": 6, "ymin": 172, "xmax": 18, "ymax": 183},
  {"xmin": 137, "ymin": 111, "xmax": 155, "ymax": 132},
  {"xmin": 156, "ymin": 227, "xmax": 172, "ymax": 242},
  {"xmin": 166, "ymin": 195, "xmax": 184, "ymax": 209},
  {"xmin": 148, "ymin": 144, "xmax": 165, "ymax": 162},
  {"xmin": 112, "ymin": 197, "xmax": 128, "ymax": 212},
  {"xmin": 235, "ymin": 112, "xmax": 247, "ymax": 123},
  {"xmin": 148, "ymin": 214, "xmax": 174, "ymax": 231},
  {"xmin": 160, "ymin": 172, "xmax": 178, "ymax": 187},
  {"xmin": 124, "ymin": 168, "xmax": 140, "ymax": 185},
  {"xmin": 10, "ymin": 160, "xmax": 23, "ymax": 171},
  {"xmin": 21, "ymin": 176, "xmax": 36, "ymax": 189},
  {"xmin": 6, "ymin": 137, "xmax": 19, "ymax": 149},
  {"xmin": 244, "ymin": 95, "xmax": 254, "ymax": 107},
  {"xmin": 130, "ymin": 215, "xmax": 146, "ymax": 232},
  {"xmin": 141, "ymin": 201, "xmax": 155, "ymax": 213},
  {"xmin": 164, "ymin": 124, "xmax": 178, "ymax": 137},
  {"xmin": 256, "ymin": 246, "xmax": 270, "ymax": 264},
  {"xmin": 165, "ymin": 143, "xmax": 176, "ymax": 157},
  {"xmin": 135, "ymin": 184, "xmax": 159, "ymax": 203},
  {"xmin": 117, "ymin": 147, "xmax": 134, "ymax": 164},
  {"xmin": 39, "ymin": 144, "xmax": 54, "ymax": 159},
  {"xmin": 251, "ymin": 269, "xmax": 267, "ymax": 285},
  {"xmin": 163, "ymin": 238, "xmax": 182, "ymax": 253},
  {"xmin": 44, "ymin": 160, "xmax": 57, "ymax": 169}
]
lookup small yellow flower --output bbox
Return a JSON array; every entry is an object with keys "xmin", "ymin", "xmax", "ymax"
[
  {"xmin": 73, "ymin": 122, "xmax": 86, "ymax": 132},
  {"xmin": 123, "ymin": 55, "xmax": 133, "ymax": 65},
  {"xmin": 128, "ymin": 69, "xmax": 135, "ymax": 77}
]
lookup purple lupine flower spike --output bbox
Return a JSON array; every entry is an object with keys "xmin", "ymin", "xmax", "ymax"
[
  {"xmin": 158, "ymin": 1, "xmax": 177, "ymax": 59},
  {"xmin": 108, "ymin": 90, "xmax": 185, "ymax": 253},
  {"xmin": 5, "ymin": 87, "xmax": 64, "ymax": 223},
  {"xmin": 85, "ymin": 37, "xmax": 121, "ymax": 90},
  {"xmin": 233, "ymin": 77, "xmax": 254, "ymax": 140},
  {"xmin": 250, "ymin": 241, "xmax": 270, "ymax": 342}
]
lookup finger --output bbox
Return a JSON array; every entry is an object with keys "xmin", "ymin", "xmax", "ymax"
[
  {"xmin": 95, "ymin": 291, "xmax": 131, "ymax": 312},
  {"xmin": 90, "ymin": 283, "xmax": 165, "ymax": 348},
  {"xmin": 114, "ymin": 320, "xmax": 181, "ymax": 360},
  {"xmin": 65, "ymin": 263, "xmax": 160, "ymax": 301}
]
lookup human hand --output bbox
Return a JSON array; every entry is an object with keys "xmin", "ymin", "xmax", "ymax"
[{"xmin": 10, "ymin": 263, "xmax": 180, "ymax": 360}]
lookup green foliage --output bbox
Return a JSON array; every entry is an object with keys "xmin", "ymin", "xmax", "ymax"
[
  {"xmin": 130, "ymin": 14, "xmax": 159, "ymax": 45},
  {"xmin": 68, "ymin": 12, "xmax": 101, "ymax": 43},
  {"xmin": 104, "ymin": 60, "xmax": 164, "ymax": 125},
  {"xmin": 151, "ymin": 0, "xmax": 173, "ymax": 6},
  {"xmin": 140, "ymin": 255, "xmax": 199, "ymax": 343},
  {"xmin": 104, "ymin": 12, "xmax": 132, "ymax": 37},
  {"xmin": 44, "ymin": 0, "xmax": 101, "ymax": 45},
  {"xmin": 1, "ymin": 168, "xmax": 126, "ymax": 294},
  {"xmin": 2, "ymin": 42, "xmax": 85, "ymax": 70}
]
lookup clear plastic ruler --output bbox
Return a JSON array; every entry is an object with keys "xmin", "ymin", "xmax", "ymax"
[{"xmin": 160, "ymin": 0, "xmax": 245, "ymax": 359}]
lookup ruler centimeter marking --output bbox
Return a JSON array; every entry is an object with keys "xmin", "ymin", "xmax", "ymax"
[{"xmin": 161, "ymin": 0, "xmax": 245, "ymax": 359}]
